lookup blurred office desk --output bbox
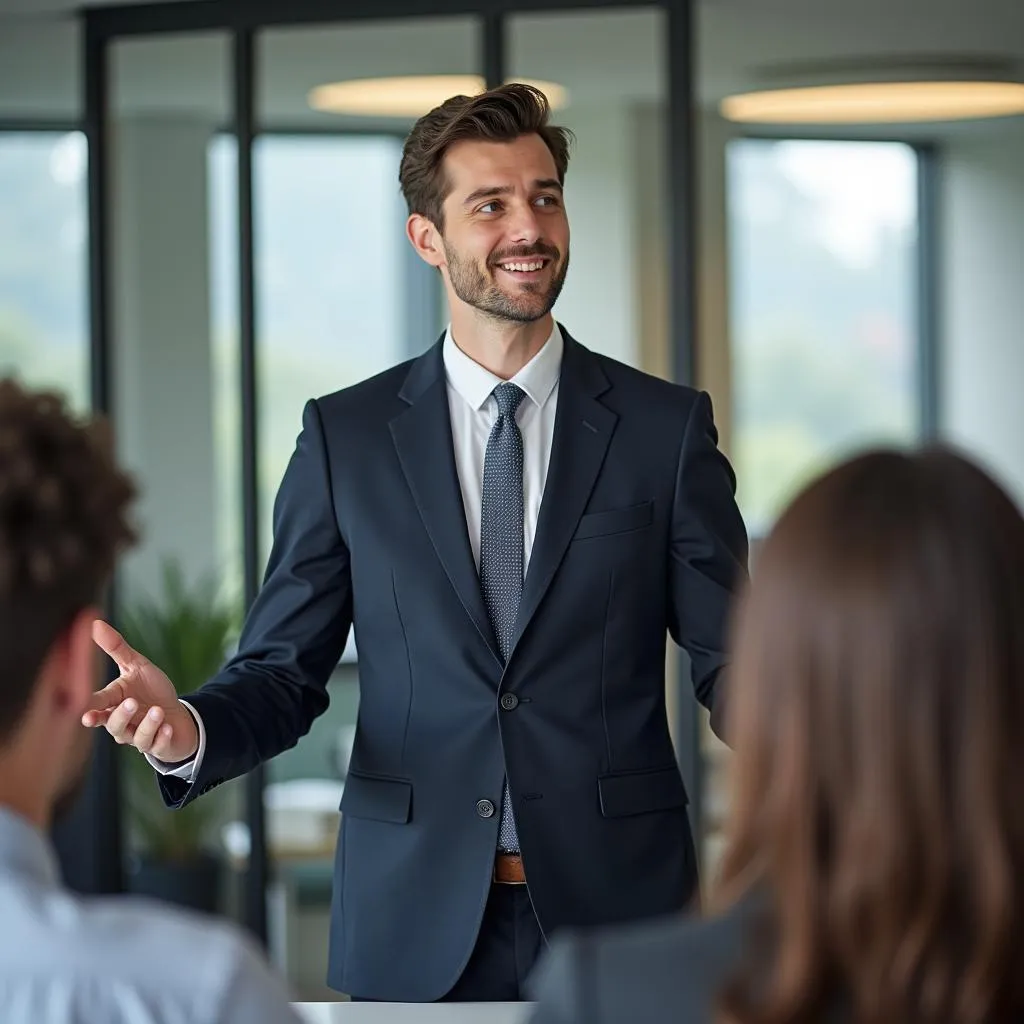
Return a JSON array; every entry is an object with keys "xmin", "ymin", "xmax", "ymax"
[
  {"xmin": 223, "ymin": 779, "xmax": 343, "ymax": 983},
  {"xmin": 293, "ymin": 1004, "xmax": 532, "ymax": 1024}
]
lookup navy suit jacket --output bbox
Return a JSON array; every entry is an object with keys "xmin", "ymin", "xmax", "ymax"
[{"xmin": 159, "ymin": 328, "xmax": 748, "ymax": 1000}]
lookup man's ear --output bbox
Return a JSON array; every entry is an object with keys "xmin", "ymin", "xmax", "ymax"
[{"xmin": 406, "ymin": 213, "xmax": 445, "ymax": 269}]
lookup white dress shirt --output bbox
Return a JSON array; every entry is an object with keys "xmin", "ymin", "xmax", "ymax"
[
  {"xmin": 444, "ymin": 321, "xmax": 562, "ymax": 572},
  {"xmin": 152, "ymin": 323, "xmax": 563, "ymax": 785},
  {"xmin": 0, "ymin": 807, "xmax": 301, "ymax": 1024}
]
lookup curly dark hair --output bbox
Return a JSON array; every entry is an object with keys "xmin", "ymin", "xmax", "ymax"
[
  {"xmin": 0, "ymin": 379, "xmax": 137, "ymax": 742},
  {"xmin": 398, "ymin": 82, "xmax": 573, "ymax": 231}
]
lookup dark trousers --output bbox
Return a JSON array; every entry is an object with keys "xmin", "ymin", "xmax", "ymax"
[
  {"xmin": 352, "ymin": 883, "xmax": 546, "ymax": 1003},
  {"xmin": 443, "ymin": 883, "xmax": 546, "ymax": 1001}
]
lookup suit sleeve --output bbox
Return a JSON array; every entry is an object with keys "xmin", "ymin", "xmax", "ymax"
[
  {"xmin": 159, "ymin": 398, "xmax": 352, "ymax": 808},
  {"xmin": 527, "ymin": 933, "xmax": 596, "ymax": 1024},
  {"xmin": 668, "ymin": 390, "xmax": 748, "ymax": 741}
]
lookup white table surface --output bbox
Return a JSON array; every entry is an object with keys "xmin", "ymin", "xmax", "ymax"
[{"xmin": 293, "ymin": 1003, "xmax": 533, "ymax": 1024}]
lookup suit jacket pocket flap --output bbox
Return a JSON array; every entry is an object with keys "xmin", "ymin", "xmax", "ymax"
[
  {"xmin": 340, "ymin": 771, "xmax": 412, "ymax": 824},
  {"xmin": 598, "ymin": 765, "xmax": 688, "ymax": 818},
  {"xmin": 574, "ymin": 500, "xmax": 653, "ymax": 541}
]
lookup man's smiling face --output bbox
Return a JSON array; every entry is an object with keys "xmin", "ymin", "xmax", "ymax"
[{"xmin": 436, "ymin": 132, "xmax": 570, "ymax": 324}]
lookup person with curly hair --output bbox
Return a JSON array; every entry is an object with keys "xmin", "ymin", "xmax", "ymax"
[{"xmin": 0, "ymin": 378, "xmax": 302, "ymax": 1024}]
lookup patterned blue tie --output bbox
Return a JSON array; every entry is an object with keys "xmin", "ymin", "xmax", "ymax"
[{"xmin": 480, "ymin": 382, "xmax": 527, "ymax": 853}]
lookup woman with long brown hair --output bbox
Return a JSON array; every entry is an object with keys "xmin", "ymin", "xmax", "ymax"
[{"xmin": 530, "ymin": 449, "xmax": 1024, "ymax": 1024}]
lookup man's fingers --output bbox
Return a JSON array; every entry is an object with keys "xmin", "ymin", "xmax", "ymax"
[
  {"xmin": 131, "ymin": 706, "xmax": 165, "ymax": 754},
  {"xmin": 85, "ymin": 679, "xmax": 127, "ymax": 716},
  {"xmin": 92, "ymin": 619, "xmax": 141, "ymax": 675},
  {"xmin": 82, "ymin": 704, "xmax": 175, "ymax": 760},
  {"xmin": 148, "ymin": 723, "xmax": 178, "ymax": 762},
  {"xmin": 105, "ymin": 698, "xmax": 144, "ymax": 744}
]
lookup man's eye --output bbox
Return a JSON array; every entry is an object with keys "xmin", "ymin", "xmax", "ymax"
[
  {"xmin": 478, "ymin": 201, "xmax": 500, "ymax": 214},
  {"xmin": 535, "ymin": 195, "xmax": 560, "ymax": 207}
]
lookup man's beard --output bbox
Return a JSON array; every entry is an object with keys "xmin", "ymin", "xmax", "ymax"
[{"xmin": 444, "ymin": 240, "xmax": 569, "ymax": 324}]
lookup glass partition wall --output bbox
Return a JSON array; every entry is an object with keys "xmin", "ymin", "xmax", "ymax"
[{"xmin": 106, "ymin": 26, "xmax": 247, "ymax": 923}]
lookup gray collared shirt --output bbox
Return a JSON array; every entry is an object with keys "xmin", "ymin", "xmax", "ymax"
[{"xmin": 0, "ymin": 807, "xmax": 302, "ymax": 1024}]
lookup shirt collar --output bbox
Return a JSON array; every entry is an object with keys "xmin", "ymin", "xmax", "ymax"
[
  {"xmin": 0, "ymin": 806, "xmax": 61, "ymax": 889},
  {"xmin": 443, "ymin": 322, "xmax": 563, "ymax": 412}
]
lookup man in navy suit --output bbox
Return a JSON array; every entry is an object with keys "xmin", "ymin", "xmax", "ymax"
[{"xmin": 85, "ymin": 83, "xmax": 748, "ymax": 1002}]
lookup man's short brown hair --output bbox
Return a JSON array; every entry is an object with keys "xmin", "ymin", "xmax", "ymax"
[
  {"xmin": 398, "ymin": 82, "xmax": 573, "ymax": 231},
  {"xmin": 0, "ymin": 379, "xmax": 137, "ymax": 742}
]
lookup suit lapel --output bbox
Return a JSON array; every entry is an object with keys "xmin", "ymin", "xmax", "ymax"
[
  {"xmin": 390, "ymin": 340, "xmax": 503, "ymax": 667},
  {"xmin": 510, "ymin": 331, "xmax": 617, "ymax": 656}
]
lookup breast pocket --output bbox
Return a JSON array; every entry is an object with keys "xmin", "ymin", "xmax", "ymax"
[{"xmin": 572, "ymin": 500, "xmax": 653, "ymax": 542}]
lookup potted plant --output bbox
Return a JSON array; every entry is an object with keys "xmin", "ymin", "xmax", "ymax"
[{"xmin": 119, "ymin": 559, "xmax": 240, "ymax": 914}]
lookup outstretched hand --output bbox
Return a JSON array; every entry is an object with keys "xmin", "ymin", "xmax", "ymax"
[{"xmin": 84, "ymin": 619, "xmax": 199, "ymax": 764}]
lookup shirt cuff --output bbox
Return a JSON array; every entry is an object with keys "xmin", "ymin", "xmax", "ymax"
[{"xmin": 144, "ymin": 699, "xmax": 206, "ymax": 784}]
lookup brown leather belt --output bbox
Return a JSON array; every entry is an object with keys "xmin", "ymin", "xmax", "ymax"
[{"xmin": 493, "ymin": 853, "xmax": 526, "ymax": 885}]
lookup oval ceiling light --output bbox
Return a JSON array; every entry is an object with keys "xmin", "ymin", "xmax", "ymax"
[
  {"xmin": 309, "ymin": 75, "xmax": 568, "ymax": 118},
  {"xmin": 721, "ymin": 80, "xmax": 1024, "ymax": 124}
]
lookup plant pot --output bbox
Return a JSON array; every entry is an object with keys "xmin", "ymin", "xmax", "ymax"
[{"xmin": 128, "ymin": 851, "xmax": 222, "ymax": 915}]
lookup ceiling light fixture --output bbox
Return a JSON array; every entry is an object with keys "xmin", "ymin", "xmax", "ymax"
[
  {"xmin": 720, "ymin": 58, "xmax": 1024, "ymax": 124},
  {"xmin": 309, "ymin": 75, "xmax": 568, "ymax": 118}
]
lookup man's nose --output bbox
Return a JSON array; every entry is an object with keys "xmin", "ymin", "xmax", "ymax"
[{"xmin": 507, "ymin": 202, "xmax": 542, "ymax": 244}]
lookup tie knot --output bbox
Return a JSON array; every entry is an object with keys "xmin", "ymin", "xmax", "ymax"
[{"xmin": 492, "ymin": 382, "xmax": 526, "ymax": 418}]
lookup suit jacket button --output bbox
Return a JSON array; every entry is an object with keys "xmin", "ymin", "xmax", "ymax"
[
  {"xmin": 500, "ymin": 693, "xmax": 519, "ymax": 711},
  {"xmin": 476, "ymin": 799, "xmax": 495, "ymax": 819}
]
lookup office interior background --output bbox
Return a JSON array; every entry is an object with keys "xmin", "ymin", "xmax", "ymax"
[{"xmin": 1, "ymin": 0, "xmax": 1022, "ymax": 1001}]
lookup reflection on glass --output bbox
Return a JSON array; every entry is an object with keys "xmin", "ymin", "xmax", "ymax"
[
  {"xmin": 252, "ymin": 134, "xmax": 407, "ymax": 569},
  {"xmin": 0, "ymin": 132, "xmax": 88, "ymax": 409},
  {"xmin": 728, "ymin": 139, "xmax": 920, "ymax": 535}
]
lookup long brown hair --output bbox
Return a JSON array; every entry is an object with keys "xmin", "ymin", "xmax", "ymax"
[{"xmin": 714, "ymin": 449, "xmax": 1024, "ymax": 1024}]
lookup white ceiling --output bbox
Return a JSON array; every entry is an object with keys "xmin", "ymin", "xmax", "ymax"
[{"xmin": 0, "ymin": 0, "xmax": 1022, "ymax": 137}]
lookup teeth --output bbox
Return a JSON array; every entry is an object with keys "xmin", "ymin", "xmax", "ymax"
[{"xmin": 501, "ymin": 261, "xmax": 545, "ymax": 272}]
